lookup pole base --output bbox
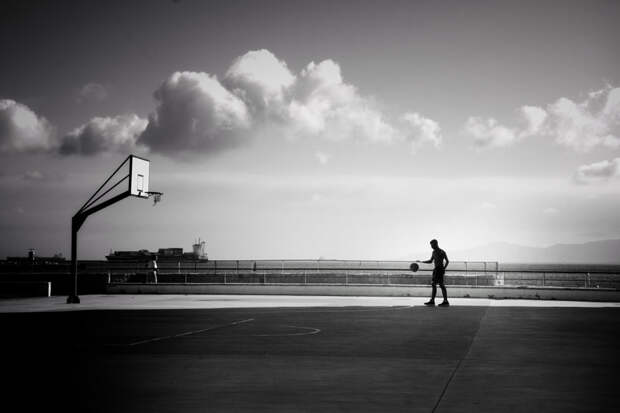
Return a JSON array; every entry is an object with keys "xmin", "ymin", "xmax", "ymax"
[{"xmin": 66, "ymin": 294, "xmax": 80, "ymax": 304}]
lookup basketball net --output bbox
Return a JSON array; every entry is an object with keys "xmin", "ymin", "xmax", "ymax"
[{"xmin": 147, "ymin": 192, "xmax": 163, "ymax": 206}]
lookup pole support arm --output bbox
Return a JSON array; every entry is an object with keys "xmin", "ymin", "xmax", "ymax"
[{"xmin": 67, "ymin": 191, "xmax": 131, "ymax": 304}]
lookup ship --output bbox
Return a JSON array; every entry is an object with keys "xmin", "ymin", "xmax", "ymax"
[{"xmin": 105, "ymin": 239, "xmax": 208, "ymax": 263}]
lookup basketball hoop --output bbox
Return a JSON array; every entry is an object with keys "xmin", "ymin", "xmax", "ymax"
[
  {"xmin": 147, "ymin": 191, "xmax": 163, "ymax": 206},
  {"xmin": 67, "ymin": 154, "xmax": 163, "ymax": 304}
]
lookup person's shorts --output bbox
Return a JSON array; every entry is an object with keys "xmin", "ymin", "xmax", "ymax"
[{"xmin": 432, "ymin": 268, "xmax": 445, "ymax": 284}]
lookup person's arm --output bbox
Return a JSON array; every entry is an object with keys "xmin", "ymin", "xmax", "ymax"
[
  {"xmin": 417, "ymin": 256, "xmax": 433, "ymax": 264},
  {"xmin": 443, "ymin": 253, "xmax": 449, "ymax": 270}
]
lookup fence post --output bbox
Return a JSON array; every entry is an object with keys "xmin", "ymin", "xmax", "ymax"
[
  {"xmin": 542, "ymin": 272, "xmax": 545, "ymax": 287},
  {"xmin": 224, "ymin": 272, "xmax": 227, "ymax": 284},
  {"xmin": 585, "ymin": 273, "xmax": 588, "ymax": 288}
]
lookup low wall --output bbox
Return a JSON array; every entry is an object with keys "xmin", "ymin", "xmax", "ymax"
[
  {"xmin": 106, "ymin": 283, "xmax": 620, "ymax": 302},
  {"xmin": 0, "ymin": 281, "xmax": 51, "ymax": 298}
]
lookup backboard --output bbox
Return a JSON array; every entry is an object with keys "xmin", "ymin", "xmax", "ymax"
[{"xmin": 129, "ymin": 155, "xmax": 149, "ymax": 198}]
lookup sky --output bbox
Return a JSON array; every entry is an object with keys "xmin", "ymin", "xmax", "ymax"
[{"xmin": 1, "ymin": 0, "xmax": 619, "ymax": 260}]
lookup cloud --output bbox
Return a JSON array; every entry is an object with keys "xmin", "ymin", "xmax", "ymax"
[
  {"xmin": 464, "ymin": 117, "xmax": 516, "ymax": 148},
  {"xmin": 315, "ymin": 151, "xmax": 330, "ymax": 165},
  {"xmin": 480, "ymin": 202, "xmax": 497, "ymax": 210},
  {"xmin": 22, "ymin": 170, "xmax": 44, "ymax": 181},
  {"xmin": 466, "ymin": 86, "xmax": 620, "ymax": 151},
  {"xmin": 402, "ymin": 112, "xmax": 442, "ymax": 150},
  {"xmin": 140, "ymin": 50, "xmax": 438, "ymax": 155},
  {"xmin": 544, "ymin": 92, "xmax": 619, "ymax": 151},
  {"xmin": 60, "ymin": 114, "xmax": 147, "ymax": 155},
  {"xmin": 574, "ymin": 158, "xmax": 620, "ymax": 184},
  {"xmin": 138, "ymin": 71, "xmax": 251, "ymax": 154},
  {"xmin": 286, "ymin": 59, "xmax": 399, "ymax": 143},
  {"xmin": 76, "ymin": 82, "xmax": 108, "ymax": 103},
  {"xmin": 224, "ymin": 49, "xmax": 295, "ymax": 114},
  {"xmin": 518, "ymin": 105, "xmax": 548, "ymax": 137},
  {"xmin": 0, "ymin": 99, "xmax": 56, "ymax": 153}
]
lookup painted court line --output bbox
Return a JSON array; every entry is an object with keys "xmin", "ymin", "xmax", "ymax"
[
  {"xmin": 431, "ymin": 306, "xmax": 490, "ymax": 413},
  {"xmin": 127, "ymin": 318, "xmax": 254, "ymax": 346},
  {"xmin": 252, "ymin": 325, "xmax": 321, "ymax": 337},
  {"xmin": 249, "ymin": 305, "xmax": 414, "ymax": 314}
]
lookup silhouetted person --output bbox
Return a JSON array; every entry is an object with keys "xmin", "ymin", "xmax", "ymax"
[
  {"xmin": 148, "ymin": 255, "xmax": 158, "ymax": 284},
  {"xmin": 416, "ymin": 239, "xmax": 449, "ymax": 307}
]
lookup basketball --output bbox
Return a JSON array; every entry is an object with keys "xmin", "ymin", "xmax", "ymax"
[{"xmin": 409, "ymin": 262, "xmax": 419, "ymax": 272}]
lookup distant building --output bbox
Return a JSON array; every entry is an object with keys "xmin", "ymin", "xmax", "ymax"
[{"xmin": 4, "ymin": 249, "xmax": 66, "ymax": 265}]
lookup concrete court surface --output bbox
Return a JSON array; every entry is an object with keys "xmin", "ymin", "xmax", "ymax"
[{"xmin": 1, "ymin": 295, "xmax": 619, "ymax": 412}]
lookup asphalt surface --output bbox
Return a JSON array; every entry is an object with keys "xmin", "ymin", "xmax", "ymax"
[{"xmin": 2, "ymin": 296, "xmax": 618, "ymax": 412}]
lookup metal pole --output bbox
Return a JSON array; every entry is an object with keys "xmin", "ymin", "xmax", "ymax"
[{"xmin": 67, "ymin": 221, "xmax": 80, "ymax": 303}]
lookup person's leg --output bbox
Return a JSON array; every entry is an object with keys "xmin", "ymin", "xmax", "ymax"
[
  {"xmin": 425, "ymin": 282, "xmax": 437, "ymax": 305},
  {"xmin": 438, "ymin": 282, "xmax": 449, "ymax": 306}
]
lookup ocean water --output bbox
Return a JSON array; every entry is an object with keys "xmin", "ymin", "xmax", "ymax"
[{"xmin": 499, "ymin": 263, "xmax": 620, "ymax": 273}]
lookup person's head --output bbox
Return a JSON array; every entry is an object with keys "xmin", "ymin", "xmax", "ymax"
[{"xmin": 430, "ymin": 239, "xmax": 438, "ymax": 250}]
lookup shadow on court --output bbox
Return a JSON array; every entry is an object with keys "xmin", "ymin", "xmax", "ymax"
[{"xmin": 2, "ymin": 305, "xmax": 618, "ymax": 412}]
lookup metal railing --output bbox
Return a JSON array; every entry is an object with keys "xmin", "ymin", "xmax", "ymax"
[{"xmin": 2, "ymin": 259, "xmax": 619, "ymax": 289}]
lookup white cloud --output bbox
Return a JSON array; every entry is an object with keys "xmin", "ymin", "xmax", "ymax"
[
  {"xmin": 0, "ymin": 99, "xmax": 56, "ymax": 153},
  {"xmin": 468, "ymin": 86, "xmax": 620, "ymax": 151},
  {"xmin": 402, "ymin": 112, "xmax": 442, "ymax": 150},
  {"xmin": 224, "ymin": 49, "xmax": 295, "ymax": 114},
  {"xmin": 465, "ymin": 86, "xmax": 620, "ymax": 152},
  {"xmin": 545, "ymin": 95, "xmax": 618, "ymax": 152},
  {"xmin": 286, "ymin": 59, "xmax": 399, "ymax": 143},
  {"xmin": 574, "ymin": 158, "xmax": 620, "ymax": 184},
  {"xmin": 139, "ymin": 71, "xmax": 251, "ymax": 154},
  {"xmin": 22, "ymin": 170, "xmax": 44, "ymax": 181},
  {"xmin": 140, "ymin": 50, "xmax": 437, "ymax": 155},
  {"xmin": 543, "ymin": 207, "xmax": 559, "ymax": 215},
  {"xmin": 480, "ymin": 202, "xmax": 497, "ymax": 210},
  {"xmin": 311, "ymin": 193, "xmax": 324, "ymax": 202},
  {"xmin": 464, "ymin": 117, "xmax": 516, "ymax": 148},
  {"xmin": 76, "ymin": 82, "xmax": 108, "ymax": 103},
  {"xmin": 518, "ymin": 105, "xmax": 547, "ymax": 137},
  {"xmin": 315, "ymin": 151, "xmax": 330, "ymax": 165},
  {"xmin": 60, "ymin": 114, "xmax": 147, "ymax": 155}
]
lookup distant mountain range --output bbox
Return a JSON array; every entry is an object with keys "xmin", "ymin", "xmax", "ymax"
[{"xmin": 446, "ymin": 239, "xmax": 620, "ymax": 264}]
